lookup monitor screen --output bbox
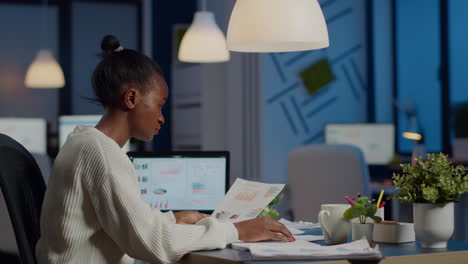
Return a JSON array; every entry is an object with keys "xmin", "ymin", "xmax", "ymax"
[
  {"xmin": 58, "ymin": 115, "xmax": 130, "ymax": 153},
  {"xmin": 325, "ymin": 124, "xmax": 395, "ymax": 165},
  {"xmin": 128, "ymin": 151, "xmax": 229, "ymax": 213},
  {"xmin": 0, "ymin": 118, "xmax": 47, "ymax": 154}
]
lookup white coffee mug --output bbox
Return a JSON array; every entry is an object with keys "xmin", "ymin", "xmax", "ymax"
[{"xmin": 318, "ymin": 204, "xmax": 351, "ymax": 245}]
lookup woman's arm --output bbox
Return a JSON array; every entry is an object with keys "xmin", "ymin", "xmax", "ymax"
[{"xmin": 82, "ymin": 167, "xmax": 238, "ymax": 264}]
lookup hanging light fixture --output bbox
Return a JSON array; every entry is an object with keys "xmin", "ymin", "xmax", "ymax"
[
  {"xmin": 25, "ymin": 0, "xmax": 65, "ymax": 88},
  {"xmin": 25, "ymin": 50, "xmax": 65, "ymax": 88},
  {"xmin": 227, "ymin": 0, "xmax": 329, "ymax": 52},
  {"xmin": 178, "ymin": 0, "xmax": 230, "ymax": 63}
]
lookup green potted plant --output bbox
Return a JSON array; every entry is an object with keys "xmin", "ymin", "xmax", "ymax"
[
  {"xmin": 258, "ymin": 194, "xmax": 284, "ymax": 219},
  {"xmin": 452, "ymin": 102, "xmax": 468, "ymax": 158},
  {"xmin": 391, "ymin": 153, "xmax": 468, "ymax": 248},
  {"xmin": 343, "ymin": 196, "xmax": 383, "ymax": 242}
]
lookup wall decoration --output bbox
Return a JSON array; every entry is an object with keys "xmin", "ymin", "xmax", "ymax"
[{"xmin": 300, "ymin": 58, "xmax": 335, "ymax": 95}]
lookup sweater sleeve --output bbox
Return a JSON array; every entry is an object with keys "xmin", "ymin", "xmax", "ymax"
[{"xmin": 81, "ymin": 150, "xmax": 238, "ymax": 264}]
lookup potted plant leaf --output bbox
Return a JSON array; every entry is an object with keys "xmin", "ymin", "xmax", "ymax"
[
  {"xmin": 452, "ymin": 102, "xmax": 468, "ymax": 158},
  {"xmin": 258, "ymin": 194, "xmax": 284, "ymax": 219},
  {"xmin": 391, "ymin": 153, "xmax": 468, "ymax": 248},
  {"xmin": 343, "ymin": 196, "xmax": 383, "ymax": 242}
]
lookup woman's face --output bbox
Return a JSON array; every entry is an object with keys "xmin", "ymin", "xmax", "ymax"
[{"xmin": 130, "ymin": 74, "xmax": 168, "ymax": 141}]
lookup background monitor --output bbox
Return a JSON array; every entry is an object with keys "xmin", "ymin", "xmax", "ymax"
[
  {"xmin": 58, "ymin": 115, "xmax": 131, "ymax": 153},
  {"xmin": 325, "ymin": 124, "xmax": 395, "ymax": 165},
  {"xmin": 0, "ymin": 117, "xmax": 47, "ymax": 155},
  {"xmin": 128, "ymin": 151, "xmax": 229, "ymax": 213}
]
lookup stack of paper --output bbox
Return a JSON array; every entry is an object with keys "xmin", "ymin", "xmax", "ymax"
[{"xmin": 234, "ymin": 238, "xmax": 382, "ymax": 261}]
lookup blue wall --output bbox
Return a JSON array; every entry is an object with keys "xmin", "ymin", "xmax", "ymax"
[
  {"xmin": 395, "ymin": 0, "xmax": 442, "ymax": 153},
  {"xmin": 262, "ymin": 0, "xmax": 369, "ymax": 183},
  {"xmin": 373, "ymin": 0, "xmax": 393, "ymax": 124},
  {"xmin": 449, "ymin": 0, "xmax": 468, "ymax": 105}
]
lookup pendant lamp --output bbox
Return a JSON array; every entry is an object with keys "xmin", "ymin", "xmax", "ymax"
[
  {"xmin": 25, "ymin": 0, "xmax": 65, "ymax": 88},
  {"xmin": 227, "ymin": 0, "xmax": 329, "ymax": 52},
  {"xmin": 178, "ymin": 0, "xmax": 230, "ymax": 63},
  {"xmin": 25, "ymin": 49, "xmax": 65, "ymax": 88}
]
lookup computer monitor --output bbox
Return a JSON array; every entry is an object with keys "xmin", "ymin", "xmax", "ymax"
[
  {"xmin": 325, "ymin": 124, "xmax": 395, "ymax": 165},
  {"xmin": 0, "ymin": 117, "xmax": 47, "ymax": 155},
  {"xmin": 58, "ymin": 115, "xmax": 130, "ymax": 153},
  {"xmin": 127, "ymin": 151, "xmax": 229, "ymax": 213}
]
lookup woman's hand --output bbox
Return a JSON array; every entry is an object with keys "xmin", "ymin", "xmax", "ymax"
[
  {"xmin": 233, "ymin": 216, "xmax": 295, "ymax": 242},
  {"xmin": 174, "ymin": 211, "xmax": 209, "ymax": 224}
]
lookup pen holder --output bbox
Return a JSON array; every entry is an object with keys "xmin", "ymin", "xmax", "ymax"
[{"xmin": 374, "ymin": 207, "xmax": 384, "ymax": 222}]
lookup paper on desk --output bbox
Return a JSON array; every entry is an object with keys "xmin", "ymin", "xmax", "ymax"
[
  {"xmin": 294, "ymin": 234, "xmax": 324, "ymax": 241},
  {"xmin": 231, "ymin": 234, "xmax": 324, "ymax": 250},
  {"xmin": 231, "ymin": 240, "xmax": 311, "ymax": 251},
  {"xmin": 286, "ymin": 226, "xmax": 304, "ymax": 235},
  {"xmin": 279, "ymin": 218, "xmax": 321, "ymax": 229},
  {"xmin": 247, "ymin": 238, "xmax": 382, "ymax": 260},
  {"xmin": 212, "ymin": 178, "xmax": 285, "ymax": 223}
]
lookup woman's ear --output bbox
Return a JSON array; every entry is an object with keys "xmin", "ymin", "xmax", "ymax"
[{"xmin": 123, "ymin": 88, "xmax": 140, "ymax": 110}]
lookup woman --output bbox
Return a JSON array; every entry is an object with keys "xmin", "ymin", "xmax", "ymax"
[{"xmin": 36, "ymin": 35, "xmax": 294, "ymax": 264}]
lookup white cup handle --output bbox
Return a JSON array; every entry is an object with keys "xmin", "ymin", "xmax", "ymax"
[{"xmin": 318, "ymin": 209, "xmax": 331, "ymax": 239}]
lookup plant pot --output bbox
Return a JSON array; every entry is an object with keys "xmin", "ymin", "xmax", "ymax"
[
  {"xmin": 414, "ymin": 203, "xmax": 454, "ymax": 248},
  {"xmin": 352, "ymin": 223, "xmax": 374, "ymax": 242}
]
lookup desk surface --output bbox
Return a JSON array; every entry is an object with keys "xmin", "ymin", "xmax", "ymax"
[
  {"xmin": 181, "ymin": 228, "xmax": 468, "ymax": 264},
  {"xmin": 182, "ymin": 240, "xmax": 468, "ymax": 264}
]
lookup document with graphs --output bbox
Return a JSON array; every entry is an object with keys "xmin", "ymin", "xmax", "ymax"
[{"xmin": 212, "ymin": 178, "xmax": 285, "ymax": 223}]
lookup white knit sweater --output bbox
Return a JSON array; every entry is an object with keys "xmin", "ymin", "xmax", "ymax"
[{"xmin": 36, "ymin": 126, "xmax": 238, "ymax": 264}]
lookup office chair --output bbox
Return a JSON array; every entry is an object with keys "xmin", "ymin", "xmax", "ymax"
[
  {"xmin": 0, "ymin": 133, "xmax": 46, "ymax": 264},
  {"xmin": 288, "ymin": 144, "xmax": 370, "ymax": 222}
]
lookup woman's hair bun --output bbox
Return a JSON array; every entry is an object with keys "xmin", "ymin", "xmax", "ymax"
[{"xmin": 101, "ymin": 35, "xmax": 121, "ymax": 53}]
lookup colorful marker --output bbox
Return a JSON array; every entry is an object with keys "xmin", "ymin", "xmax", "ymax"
[
  {"xmin": 377, "ymin": 190, "xmax": 384, "ymax": 207},
  {"xmin": 345, "ymin": 195, "xmax": 355, "ymax": 206}
]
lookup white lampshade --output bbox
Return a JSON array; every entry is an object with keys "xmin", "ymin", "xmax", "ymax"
[
  {"xmin": 25, "ymin": 49, "xmax": 65, "ymax": 88},
  {"xmin": 227, "ymin": 0, "xmax": 329, "ymax": 52},
  {"xmin": 178, "ymin": 11, "xmax": 230, "ymax": 63}
]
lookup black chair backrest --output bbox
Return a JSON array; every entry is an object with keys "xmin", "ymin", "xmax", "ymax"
[{"xmin": 0, "ymin": 133, "xmax": 46, "ymax": 264}]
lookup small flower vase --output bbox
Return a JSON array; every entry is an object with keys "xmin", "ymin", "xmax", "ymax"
[
  {"xmin": 352, "ymin": 223, "xmax": 374, "ymax": 242},
  {"xmin": 414, "ymin": 202, "xmax": 454, "ymax": 248}
]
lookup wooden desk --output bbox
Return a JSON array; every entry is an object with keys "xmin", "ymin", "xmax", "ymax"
[{"xmin": 181, "ymin": 240, "xmax": 468, "ymax": 264}]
